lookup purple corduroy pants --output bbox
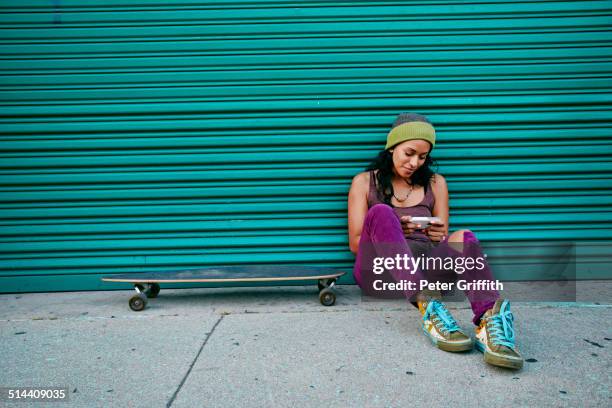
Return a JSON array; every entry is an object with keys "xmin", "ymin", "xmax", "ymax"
[{"xmin": 353, "ymin": 204, "xmax": 499, "ymax": 325}]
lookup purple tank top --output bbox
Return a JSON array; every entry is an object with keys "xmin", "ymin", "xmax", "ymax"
[{"xmin": 367, "ymin": 170, "xmax": 435, "ymax": 242}]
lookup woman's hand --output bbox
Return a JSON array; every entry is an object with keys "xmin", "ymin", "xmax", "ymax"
[
  {"xmin": 426, "ymin": 220, "xmax": 447, "ymax": 242},
  {"xmin": 399, "ymin": 216, "xmax": 418, "ymax": 239}
]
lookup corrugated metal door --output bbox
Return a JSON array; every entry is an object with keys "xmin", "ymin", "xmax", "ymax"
[{"xmin": 1, "ymin": 1, "xmax": 611, "ymax": 292}]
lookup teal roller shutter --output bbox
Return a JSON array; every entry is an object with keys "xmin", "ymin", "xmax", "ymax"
[{"xmin": 1, "ymin": 1, "xmax": 611, "ymax": 293}]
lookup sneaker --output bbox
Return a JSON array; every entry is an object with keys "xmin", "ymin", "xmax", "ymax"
[
  {"xmin": 418, "ymin": 299, "xmax": 473, "ymax": 352},
  {"xmin": 475, "ymin": 299, "xmax": 524, "ymax": 369}
]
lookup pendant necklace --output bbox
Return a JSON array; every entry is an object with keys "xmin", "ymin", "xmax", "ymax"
[{"xmin": 393, "ymin": 178, "xmax": 413, "ymax": 202}]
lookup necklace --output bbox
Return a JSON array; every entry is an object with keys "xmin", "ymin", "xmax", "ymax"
[{"xmin": 392, "ymin": 178, "xmax": 413, "ymax": 202}]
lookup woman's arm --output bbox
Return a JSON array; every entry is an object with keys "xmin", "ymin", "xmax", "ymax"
[
  {"xmin": 347, "ymin": 172, "xmax": 369, "ymax": 254},
  {"xmin": 428, "ymin": 174, "xmax": 450, "ymax": 241}
]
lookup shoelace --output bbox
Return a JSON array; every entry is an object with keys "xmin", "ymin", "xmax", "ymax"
[
  {"xmin": 487, "ymin": 300, "xmax": 516, "ymax": 348},
  {"xmin": 424, "ymin": 300, "xmax": 460, "ymax": 334}
]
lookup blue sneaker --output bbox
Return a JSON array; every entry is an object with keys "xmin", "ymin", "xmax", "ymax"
[
  {"xmin": 418, "ymin": 299, "xmax": 473, "ymax": 352},
  {"xmin": 475, "ymin": 299, "xmax": 524, "ymax": 369}
]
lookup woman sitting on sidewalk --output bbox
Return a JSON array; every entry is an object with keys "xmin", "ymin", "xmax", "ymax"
[{"xmin": 347, "ymin": 112, "xmax": 523, "ymax": 369}]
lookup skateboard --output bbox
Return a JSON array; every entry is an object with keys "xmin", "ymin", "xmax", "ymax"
[{"xmin": 102, "ymin": 265, "xmax": 345, "ymax": 311}]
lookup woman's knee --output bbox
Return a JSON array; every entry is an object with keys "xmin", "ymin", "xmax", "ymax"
[
  {"xmin": 365, "ymin": 204, "xmax": 397, "ymax": 226},
  {"xmin": 448, "ymin": 229, "xmax": 476, "ymax": 243},
  {"xmin": 368, "ymin": 203, "xmax": 395, "ymax": 218},
  {"xmin": 363, "ymin": 204, "xmax": 402, "ymax": 236}
]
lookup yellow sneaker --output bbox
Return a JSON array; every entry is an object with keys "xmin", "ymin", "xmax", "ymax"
[
  {"xmin": 418, "ymin": 299, "xmax": 473, "ymax": 352},
  {"xmin": 475, "ymin": 299, "xmax": 524, "ymax": 369}
]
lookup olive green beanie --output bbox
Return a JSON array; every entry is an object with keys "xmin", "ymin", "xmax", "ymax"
[{"xmin": 385, "ymin": 112, "xmax": 436, "ymax": 150}]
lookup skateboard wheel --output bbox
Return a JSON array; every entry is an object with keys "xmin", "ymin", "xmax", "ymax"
[
  {"xmin": 149, "ymin": 283, "xmax": 160, "ymax": 298},
  {"xmin": 319, "ymin": 289, "xmax": 336, "ymax": 306},
  {"xmin": 129, "ymin": 293, "xmax": 148, "ymax": 311}
]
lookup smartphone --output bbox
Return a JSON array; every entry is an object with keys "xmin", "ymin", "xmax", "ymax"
[{"xmin": 410, "ymin": 216, "xmax": 442, "ymax": 229}]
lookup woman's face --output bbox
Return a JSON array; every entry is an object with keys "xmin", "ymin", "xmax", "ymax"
[{"xmin": 390, "ymin": 139, "xmax": 431, "ymax": 178}]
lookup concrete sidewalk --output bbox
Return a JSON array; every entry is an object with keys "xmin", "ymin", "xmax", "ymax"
[{"xmin": 1, "ymin": 282, "xmax": 610, "ymax": 408}]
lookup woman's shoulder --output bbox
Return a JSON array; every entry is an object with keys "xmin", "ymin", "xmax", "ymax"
[
  {"xmin": 350, "ymin": 171, "xmax": 376, "ymax": 201},
  {"xmin": 429, "ymin": 173, "xmax": 447, "ymax": 194},
  {"xmin": 430, "ymin": 173, "xmax": 446, "ymax": 185},
  {"xmin": 351, "ymin": 170, "xmax": 371, "ymax": 188}
]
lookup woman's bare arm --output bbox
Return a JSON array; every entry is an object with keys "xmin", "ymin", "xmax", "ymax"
[
  {"xmin": 347, "ymin": 172, "xmax": 370, "ymax": 254},
  {"xmin": 428, "ymin": 174, "xmax": 450, "ymax": 241}
]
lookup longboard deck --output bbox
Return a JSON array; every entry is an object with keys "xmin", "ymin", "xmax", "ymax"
[
  {"xmin": 102, "ymin": 265, "xmax": 345, "ymax": 283},
  {"xmin": 102, "ymin": 265, "xmax": 345, "ymax": 310}
]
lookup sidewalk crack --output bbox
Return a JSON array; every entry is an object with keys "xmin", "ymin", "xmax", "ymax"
[{"xmin": 166, "ymin": 314, "xmax": 224, "ymax": 407}]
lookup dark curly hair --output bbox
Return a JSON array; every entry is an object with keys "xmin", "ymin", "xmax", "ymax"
[{"xmin": 365, "ymin": 113, "xmax": 438, "ymax": 206}]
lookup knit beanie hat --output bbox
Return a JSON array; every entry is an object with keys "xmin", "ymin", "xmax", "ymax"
[{"xmin": 385, "ymin": 112, "xmax": 436, "ymax": 150}]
